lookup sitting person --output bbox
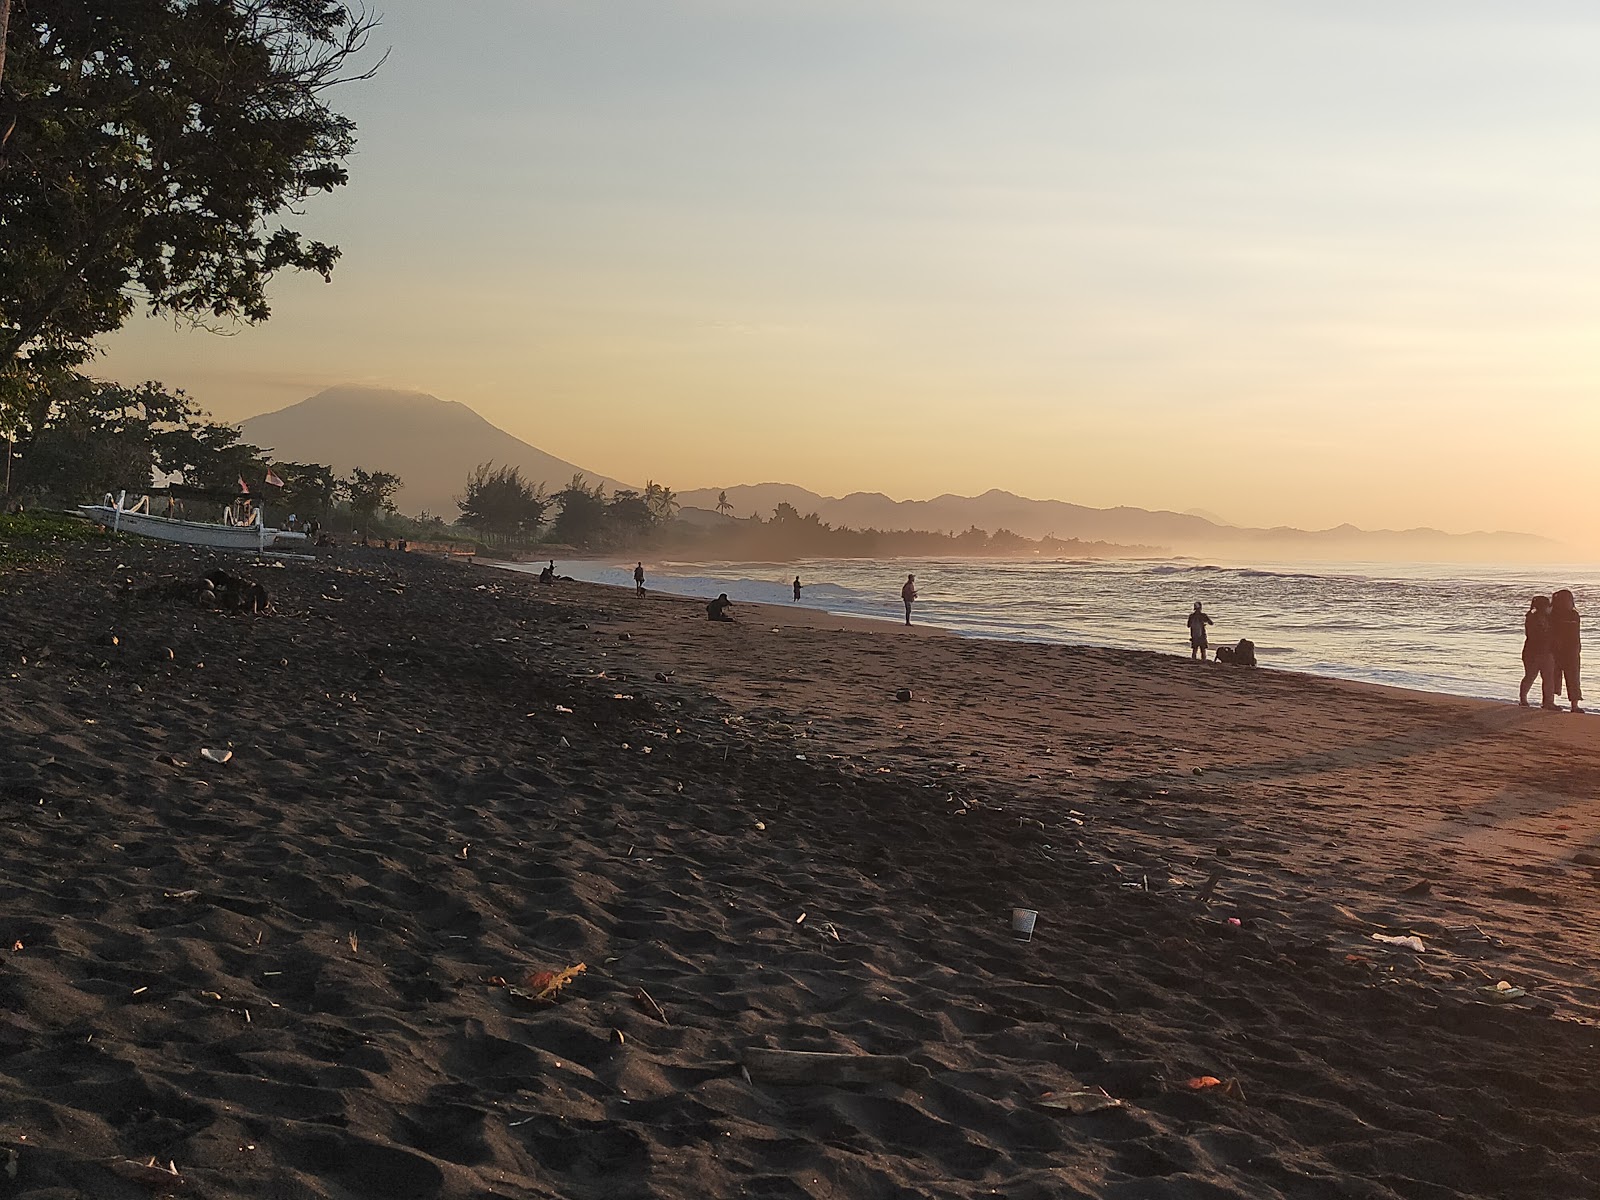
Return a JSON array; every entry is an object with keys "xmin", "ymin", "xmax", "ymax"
[
  {"xmin": 538, "ymin": 561, "xmax": 554, "ymax": 585},
  {"xmin": 1214, "ymin": 638, "xmax": 1257, "ymax": 666},
  {"xmin": 706, "ymin": 593, "xmax": 735, "ymax": 622}
]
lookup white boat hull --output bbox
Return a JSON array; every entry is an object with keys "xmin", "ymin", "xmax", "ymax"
[{"xmin": 78, "ymin": 505, "xmax": 308, "ymax": 551}]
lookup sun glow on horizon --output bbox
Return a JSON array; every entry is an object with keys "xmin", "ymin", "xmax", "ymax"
[{"xmin": 97, "ymin": 0, "xmax": 1600, "ymax": 555}]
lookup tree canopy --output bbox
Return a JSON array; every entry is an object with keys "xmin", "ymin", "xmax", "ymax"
[
  {"xmin": 456, "ymin": 462, "xmax": 549, "ymax": 536},
  {"xmin": 0, "ymin": 0, "xmax": 384, "ymax": 372},
  {"xmin": 3, "ymin": 372, "xmax": 270, "ymax": 500},
  {"xmin": 342, "ymin": 467, "xmax": 402, "ymax": 524}
]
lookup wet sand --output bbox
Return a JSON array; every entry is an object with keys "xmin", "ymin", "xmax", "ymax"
[{"xmin": 1, "ymin": 541, "xmax": 1597, "ymax": 1198}]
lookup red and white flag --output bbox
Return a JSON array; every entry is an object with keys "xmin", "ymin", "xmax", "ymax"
[
  {"xmin": 265, "ymin": 468, "xmax": 286, "ymax": 488},
  {"xmin": 237, "ymin": 476, "xmax": 250, "ymax": 494}
]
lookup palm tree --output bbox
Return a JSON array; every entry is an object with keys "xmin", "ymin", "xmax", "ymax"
[
  {"xmin": 644, "ymin": 480, "xmax": 680, "ymax": 525},
  {"xmin": 715, "ymin": 489, "xmax": 733, "ymax": 518}
]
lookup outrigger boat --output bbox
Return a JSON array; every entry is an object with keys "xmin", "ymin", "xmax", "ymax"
[{"xmin": 79, "ymin": 485, "xmax": 308, "ymax": 552}]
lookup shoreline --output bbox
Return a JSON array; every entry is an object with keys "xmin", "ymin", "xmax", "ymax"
[
  {"xmin": 2, "ymin": 540, "xmax": 1598, "ymax": 1198},
  {"xmin": 492, "ymin": 558, "xmax": 1548, "ymax": 711}
]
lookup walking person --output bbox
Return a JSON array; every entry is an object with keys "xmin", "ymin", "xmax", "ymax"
[
  {"xmin": 1187, "ymin": 601, "xmax": 1213, "ymax": 661},
  {"xmin": 634, "ymin": 562, "xmax": 646, "ymax": 596},
  {"xmin": 793, "ymin": 576, "xmax": 802, "ymax": 602},
  {"xmin": 901, "ymin": 574, "xmax": 917, "ymax": 626},
  {"xmin": 1550, "ymin": 589, "xmax": 1582, "ymax": 713},
  {"xmin": 1519, "ymin": 595, "xmax": 1556, "ymax": 709}
]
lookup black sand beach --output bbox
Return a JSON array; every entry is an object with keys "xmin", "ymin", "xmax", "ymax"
[{"xmin": 1, "ymin": 538, "xmax": 1598, "ymax": 1198}]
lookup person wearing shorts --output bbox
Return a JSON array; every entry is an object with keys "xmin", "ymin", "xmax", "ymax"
[{"xmin": 1187, "ymin": 602, "xmax": 1213, "ymax": 661}]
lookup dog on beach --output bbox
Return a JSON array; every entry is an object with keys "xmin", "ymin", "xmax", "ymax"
[{"xmin": 1214, "ymin": 638, "xmax": 1257, "ymax": 667}]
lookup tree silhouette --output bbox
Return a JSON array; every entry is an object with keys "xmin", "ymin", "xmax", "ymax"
[
  {"xmin": 456, "ymin": 462, "xmax": 548, "ymax": 535},
  {"xmin": 1, "ymin": 1, "xmax": 385, "ymax": 370},
  {"xmin": 715, "ymin": 489, "xmax": 733, "ymax": 517},
  {"xmin": 342, "ymin": 468, "xmax": 402, "ymax": 527},
  {"xmin": 548, "ymin": 474, "xmax": 608, "ymax": 548},
  {"xmin": 644, "ymin": 480, "xmax": 679, "ymax": 524}
]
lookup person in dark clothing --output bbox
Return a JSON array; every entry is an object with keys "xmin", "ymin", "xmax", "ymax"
[
  {"xmin": 706, "ymin": 593, "xmax": 735, "ymax": 622},
  {"xmin": 793, "ymin": 576, "xmax": 802, "ymax": 602},
  {"xmin": 901, "ymin": 574, "xmax": 917, "ymax": 626},
  {"xmin": 1187, "ymin": 602, "xmax": 1214, "ymax": 661},
  {"xmin": 1550, "ymin": 589, "xmax": 1582, "ymax": 713},
  {"xmin": 634, "ymin": 562, "xmax": 646, "ymax": 596},
  {"xmin": 539, "ymin": 560, "xmax": 554, "ymax": 585},
  {"xmin": 1519, "ymin": 595, "xmax": 1555, "ymax": 709}
]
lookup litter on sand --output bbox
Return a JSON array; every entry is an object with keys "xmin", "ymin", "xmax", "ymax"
[
  {"xmin": 1480, "ymin": 981, "xmax": 1528, "ymax": 1001},
  {"xmin": 634, "ymin": 987, "xmax": 669, "ymax": 1023},
  {"xmin": 1038, "ymin": 1089, "xmax": 1124, "ymax": 1115},
  {"xmin": 506, "ymin": 963, "xmax": 587, "ymax": 1008},
  {"xmin": 1370, "ymin": 933, "xmax": 1426, "ymax": 952},
  {"xmin": 199, "ymin": 748, "xmax": 232, "ymax": 764}
]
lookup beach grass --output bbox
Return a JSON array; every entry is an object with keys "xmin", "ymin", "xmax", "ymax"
[{"xmin": 0, "ymin": 510, "xmax": 107, "ymax": 565}]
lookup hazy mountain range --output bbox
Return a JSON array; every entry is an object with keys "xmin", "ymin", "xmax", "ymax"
[
  {"xmin": 240, "ymin": 387, "xmax": 630, "ymax": 518},
  {"xmin": 241, "ymin": 387, "xmax": 1559, "ymax": 560}
]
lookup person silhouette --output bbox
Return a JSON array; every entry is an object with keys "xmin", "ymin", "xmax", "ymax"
[
  {"xmin": 1550, "ymin": 589, "xmax": 1582, "ymax": 713},
  {"xmin": 1520, "ymin": 595, "xmax": 1555, "ymax": 709},
  {"xmin": 707, "ymin": 593, "xmax": 735, "ymax": 622},
  {"xmin": 1187, "ymin": 602, "xmax": 1214, "ymax": 661},
  {"xmin": 901, "ymin": 574, "xmax": 917, "ymax": 626},
  {"xmin": 793, "ymin": 576, "xmax": 802, "ymax": 602},
  {"xmin": 634, "ymin": 562, "xmax": 646, "ymax": 596}
]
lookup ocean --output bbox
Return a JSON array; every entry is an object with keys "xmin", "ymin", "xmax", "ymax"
[{"xmin": 501, "ymin": 556, "xmax": 1600, "ymax": 703}]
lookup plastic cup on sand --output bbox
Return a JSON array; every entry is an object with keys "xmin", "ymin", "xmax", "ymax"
[{"xmin": 1011, "ymin": 908, "xmax": 1038, "ymax": 942}]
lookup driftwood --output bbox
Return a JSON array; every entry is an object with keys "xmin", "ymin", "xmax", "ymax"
[{"xmin": 742, "ymin": 1048, "xmax": 926, "ymax": 1087}]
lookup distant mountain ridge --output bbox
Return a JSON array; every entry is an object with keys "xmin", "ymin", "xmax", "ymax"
[
  {"xmin": 237, "ymin": 388, "xmax": 1558, "ymax": 560},
  {"xmin": 240, "ymin": 387, "xmax": 628, "ymax": 517},
  {"xmin": 676, "ymin": 484, "xmax": 1559, "ymax": 561}
]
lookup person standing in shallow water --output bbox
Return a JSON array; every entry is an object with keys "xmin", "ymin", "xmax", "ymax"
[
  {"xmin": 901, "ymin": 574, "xmax": 917, "ymax": 626},
  {"xmin": 793, "ymin": 576, "xmax": 802, "ymax": 602},
  {"xmin": 1187, "ymin": 602, "xmax": 1213, "ymax": 661},
  {"xmin": 634, "ymin": 562, "xmax": 646, "ymax": 596},
  {"xmin": 1519, "ymin": 595, "xmax": 1556, "ymax": 709},
  {"xmin": 1550, "ymin": 589, "xmax": 1582, "ymax": 713}
]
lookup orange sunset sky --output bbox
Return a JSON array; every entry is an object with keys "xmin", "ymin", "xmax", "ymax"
[{"xmin": 97, "ymin": 1, "xmax": 1600, "ymax": 553}]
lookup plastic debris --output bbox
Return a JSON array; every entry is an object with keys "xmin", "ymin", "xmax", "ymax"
[{"xmin": 1370, "ymin": 933, "xmax": 1426, "ymax": 952}]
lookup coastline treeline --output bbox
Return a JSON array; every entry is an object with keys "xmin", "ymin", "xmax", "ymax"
[
  {"xmin": 672, "ymin": 504, "xmax": 1146, "ymax": 559},
  {"xmin": 446, "ymin": 466, "xmax": 1145, "ymax": 559}
]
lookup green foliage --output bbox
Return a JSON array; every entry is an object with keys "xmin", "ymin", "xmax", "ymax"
[
  {"xmin": 456, "ymin": 462, "xmax": 549, "ymax": 536},
  {"xmin": 341, "ymin": 467, "xmax": 403, "ymax": 524},
  {"xmin": 0, "ymin": 0, "xmax": 384, "ymax": 368},
  {"xmin": 2, "ymin": 372, "xmax": 266, "ymax": 501},
  {"xmin": 0, "ymin": 510, "xmax": 108, "ymax": 567}
]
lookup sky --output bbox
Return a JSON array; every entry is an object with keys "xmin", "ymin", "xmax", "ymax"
[{"xmin": 98, "ymin": 1, "xmax": 1600, "ymax": 551}]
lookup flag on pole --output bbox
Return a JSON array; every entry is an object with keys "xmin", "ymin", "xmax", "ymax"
[
  {"xmin": 265, "ymin": 468, "xmax": 285, "ymax": 488},
  {"xmin": 238, "ymin": 476, "xmax": 250, "ymax": 494}
]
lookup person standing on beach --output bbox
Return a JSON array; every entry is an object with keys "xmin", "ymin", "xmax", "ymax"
[
  {"xmin": 634, "ymin": 562, "xmax": 646, "ymax": 596},
  {"xmin": 1187, "ymin": 602, "xmax": 1213, "ymax": 661},
  {"xmin": 793, "ymin": 576, "xmax": 802, "ymax": 602},
  {"xmin": 1550, "ymin": 589, "xmax": 1582, "ymax": 713},
  {"xmin": 901, "ymin": 574, "xmax": 918, "ymax": 626},
  {"xmin": 1519, "ymin": 595, "xmax": 1556, "ymax": 709}
]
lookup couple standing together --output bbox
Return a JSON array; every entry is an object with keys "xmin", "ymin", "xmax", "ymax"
[{"xmin": 1520, "ymin": 590, "xmax": 1581, "ymax": 712}]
